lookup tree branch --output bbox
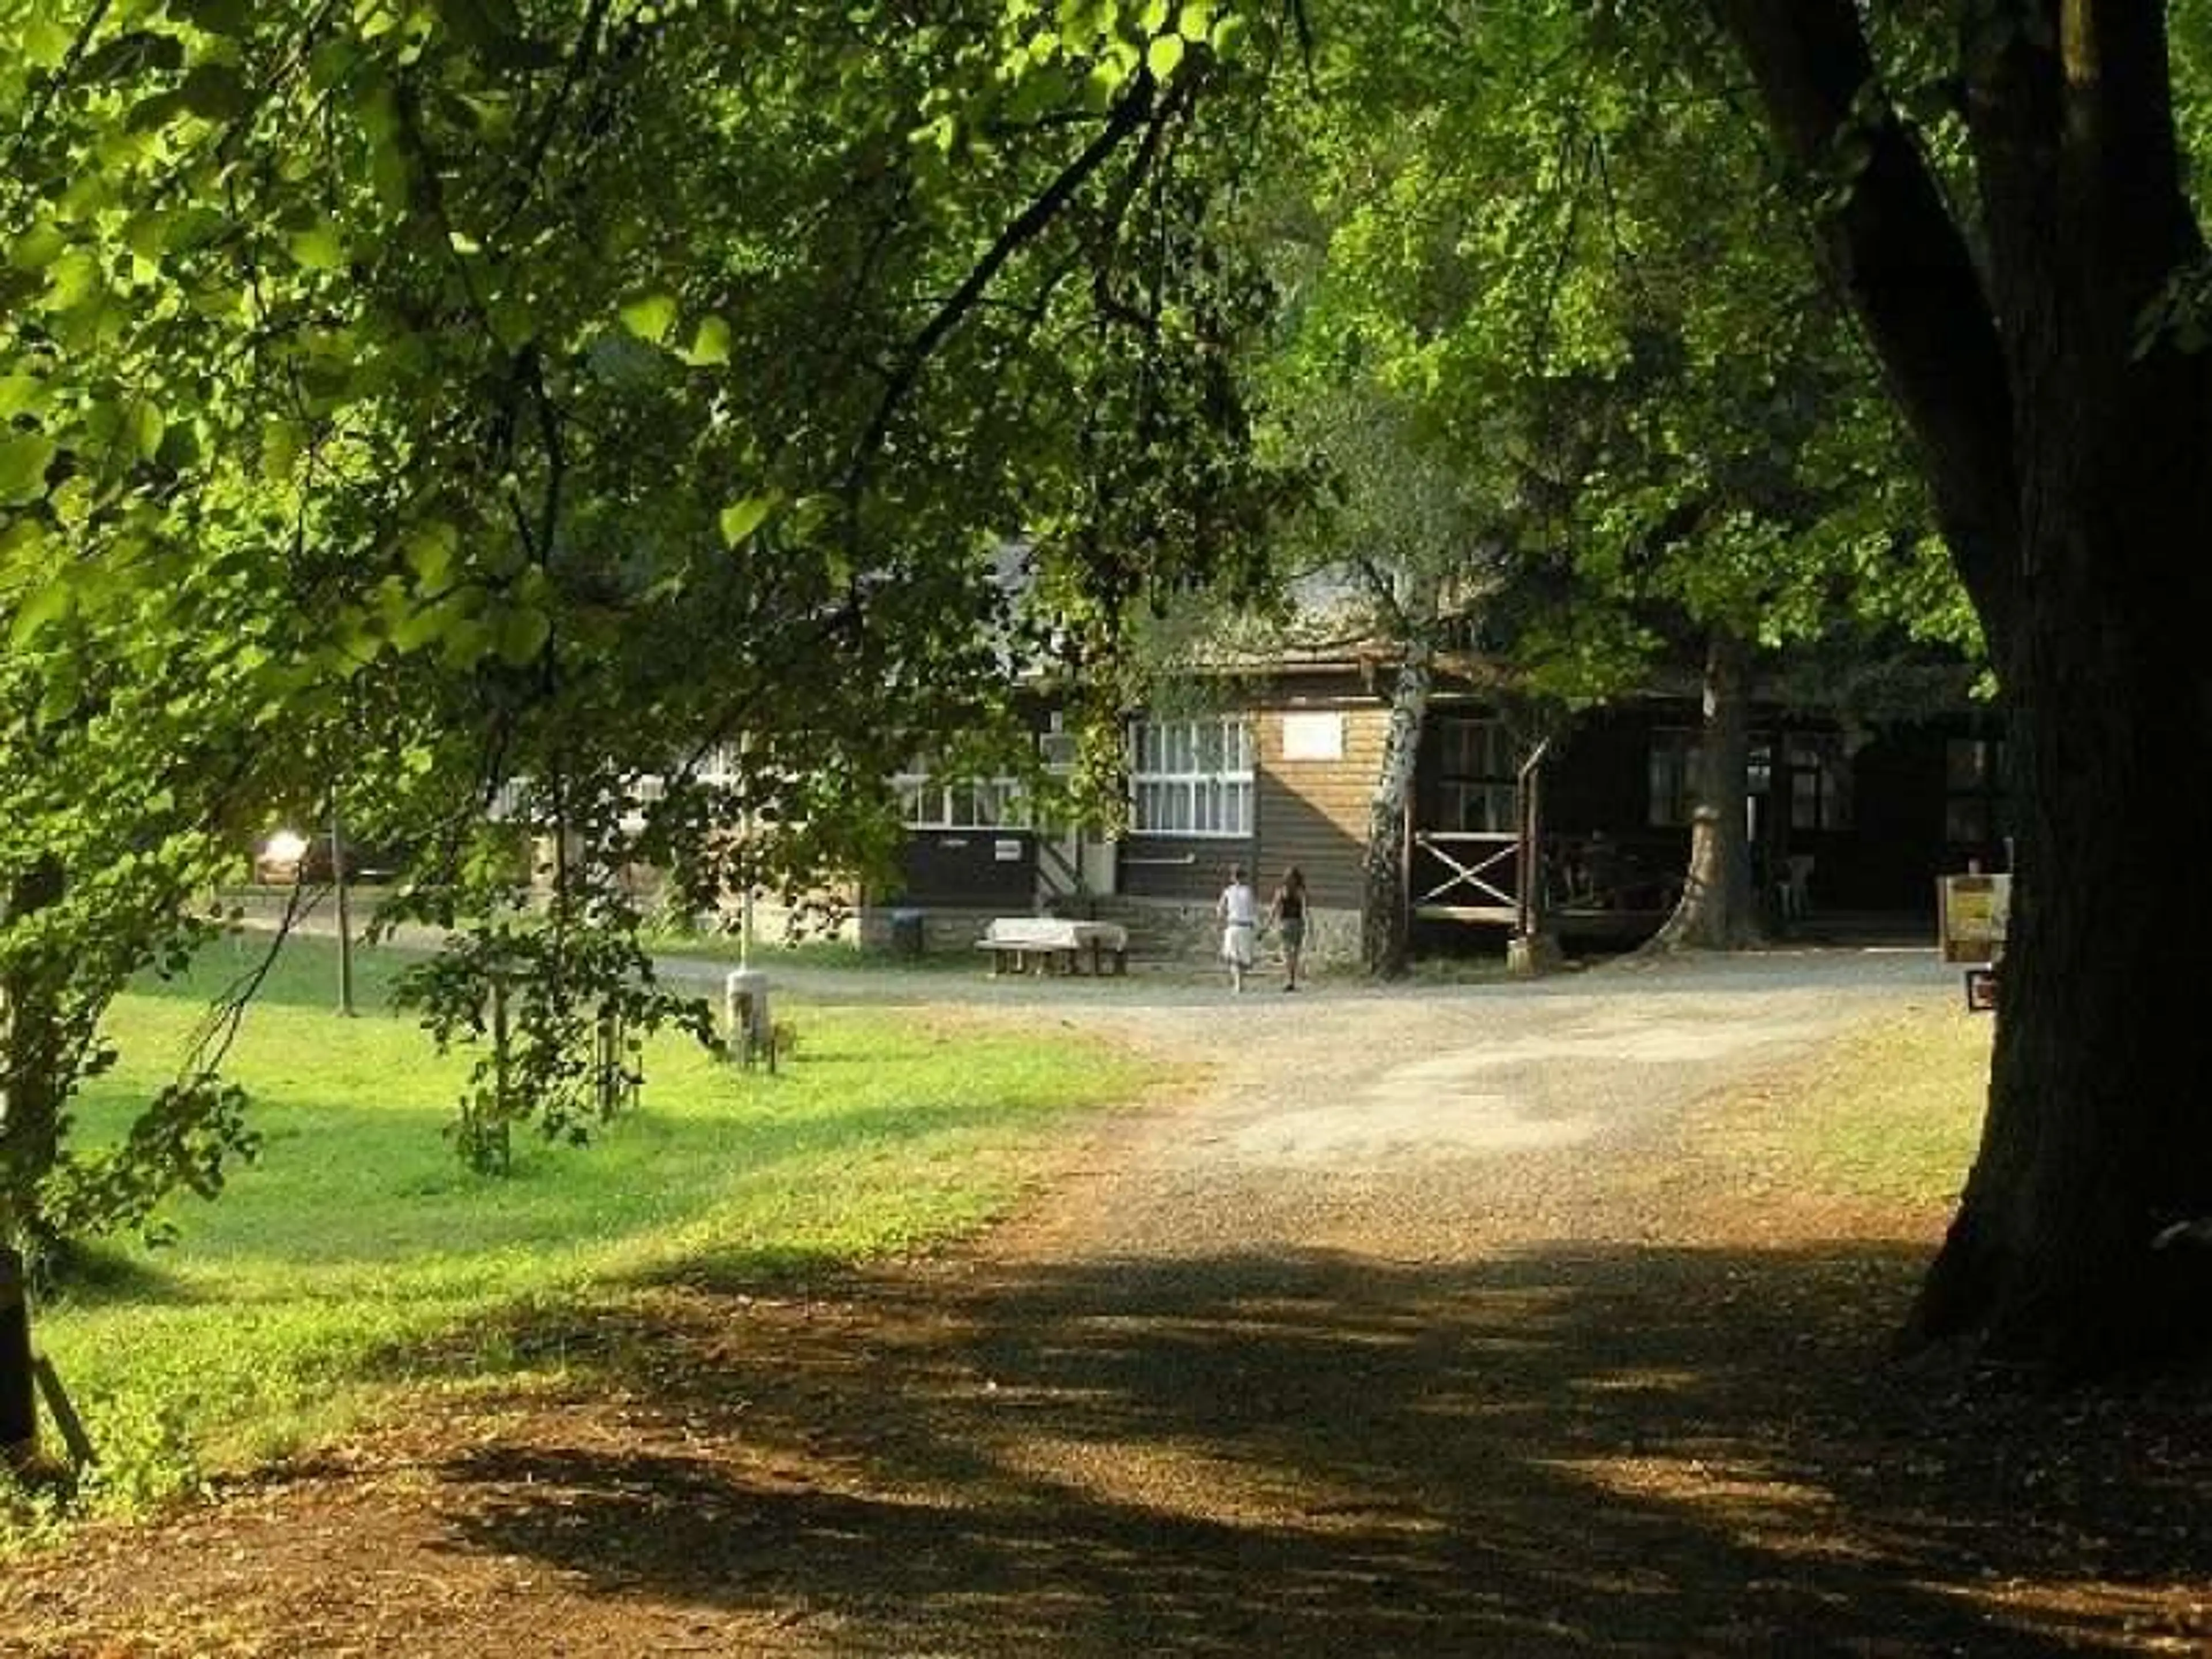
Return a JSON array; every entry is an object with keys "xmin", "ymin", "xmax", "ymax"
[
  {"xmin": 1705, "ymin": 0, "xmax": 2021, "ymax": 657},
  {"xmin": 842, "ymin": 70, "xmax": 1160, "ymax": 512}
]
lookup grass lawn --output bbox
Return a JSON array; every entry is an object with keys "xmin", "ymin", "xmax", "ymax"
[
  {"xmin": 1777, "ymin": 1001, "xmax": 1994, "ymax": 1207},
  {"xmin": 17, "ymin": 934, "xmax": 1150, "ymax": 1528}
]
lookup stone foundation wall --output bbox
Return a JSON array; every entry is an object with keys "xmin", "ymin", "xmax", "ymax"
[
  {"xmin": 856, "ymin": 904, "xmax": 1002, "ymax": 956},
  {"xmin": 1095, "ymin": 898, "xmax": 1362, "ymax": 972}
]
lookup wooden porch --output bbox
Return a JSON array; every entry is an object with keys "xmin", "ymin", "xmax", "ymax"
[
  {"xmin": 1409, "ymin": 828, "xmax": 1682, "ymax": 940},
  {"xmin": 1408, "ymin": 734, "xmax": 1682, "ymax": 948}
]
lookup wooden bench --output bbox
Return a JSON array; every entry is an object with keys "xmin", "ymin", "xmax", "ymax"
[{"xmin": 978, "ymin": 917, "xmax": 1128, "ymax": 977}]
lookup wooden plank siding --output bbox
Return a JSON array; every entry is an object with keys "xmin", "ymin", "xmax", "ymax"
[
  {"xmin": 1253, "ymin": 702, "xmax": 1386, "ymax": 910},
  {"xmin": 1118, "ymin": 832, "xmax": 1250, "ymax": 902}
]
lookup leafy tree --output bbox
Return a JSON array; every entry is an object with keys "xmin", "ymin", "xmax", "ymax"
[
  {"xmin": 1229, "ymin": 5, "xmax": 1960, "ymax": 965},
  {"xmin": 0, "ymin": 0, "xmax": 1294, "ymax": 1463},
  {"xmin": 1702, "ymin": 1, "xmax": 2212, "ymax": 1368}
]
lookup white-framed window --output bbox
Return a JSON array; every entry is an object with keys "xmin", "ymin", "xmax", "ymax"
[
  {"xmin": 1129, "ymin": 715, "xmax": 1253, "ymax": 837},
  {"xmin": 1649, "ymin": 728, "xmax": 1699, "ymax": 828},
  {"xmin": 897, "ymin": 772, "xmax": 1025, "ymax": 830},
  {"xmin": 1783, "ymin": 734, "xmax": 1855, "ymax": 832},
  {"xmin": 1435, "ymin": 717, "xmax": 1518, "ymax": 833},
  {"xmin": 1944, "ymin": 736, "xmax": 2006, "ymax": 844}
]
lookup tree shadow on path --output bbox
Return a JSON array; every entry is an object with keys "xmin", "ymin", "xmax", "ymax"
[{"xmin": 434, "ymin": 1241, "xmax": 2211, "ymax": 1656}]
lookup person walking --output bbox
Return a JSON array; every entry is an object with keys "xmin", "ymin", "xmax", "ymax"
[
  {"xmin": 1267, "ymin": 865, "xmax": 1309, "ymax": 991},
  {"xmin": 1217, "ymin": 864, "xmax": 1258, "ymax": 993}
]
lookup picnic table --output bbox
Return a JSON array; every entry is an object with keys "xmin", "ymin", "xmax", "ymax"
[{"xmin": 978, "ymin": 917, "xmax": 1128, "ymax": 977}]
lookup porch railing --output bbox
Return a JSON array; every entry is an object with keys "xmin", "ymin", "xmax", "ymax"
[{"xmin": 1410, "ymin": 830, "xmax": 1522, "ymax": 926}]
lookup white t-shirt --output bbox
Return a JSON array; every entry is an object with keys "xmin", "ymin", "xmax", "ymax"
[{"xmin": 1219, "ymin": 881, "xmax": 1257, "ymax": 926}]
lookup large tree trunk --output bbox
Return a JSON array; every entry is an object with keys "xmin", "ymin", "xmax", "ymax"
[
  {"xmin": 1716, "ymin": 3, "xmax": 2212, "ymax": 1368},
  {"xmin": 1907, "ymin": 10, "xmax": 2212, "ymax": 1368},
  {"xmin": 1361, "ymin": 645, "xmax": 1432, "ymax": 978},
  {"xmin": 1648, "ymin": 630, "xmax": 1762, "ymax": 951}
]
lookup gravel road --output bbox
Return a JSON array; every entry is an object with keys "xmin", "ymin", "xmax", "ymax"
[
  {"xmin": 683, "ymin": 945, "xmax": 1955, "ymax": 1266},
  {"xmin": 17, "ymin": 943, "xmax": 2031, "ymax": 1659}
]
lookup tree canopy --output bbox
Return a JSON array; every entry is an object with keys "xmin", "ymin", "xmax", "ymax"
[
  {"xmin": 0, "ymin": 0, "xmax": 1297, "ymax": 1406},
  {"xmin": 5, "ymin": 0, "xmax": 2209, "ymax": 1474}
]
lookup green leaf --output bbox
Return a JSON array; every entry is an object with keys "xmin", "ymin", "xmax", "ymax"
[
  {"xmin": 287, "ymin": 224, "xmax": 347, "ymax": 271},
  {"xmin": 618, "ymin": 291, "xmax": 680, "ymax": 346},
  {"xmin": 9, "ymin": 578, "xmax": 73, "ymax": 646},
  {"xmin": 81, "ymin": 30, "xmax": 184, "ymax": 82},
  {"xmin": 718, "ymin": 494, "xmax": 778, "ymax": 547},
  {"xmin": 0, "ymin": 376, "xmax": 50, "ymax": 419},
  {"xmin": 404, "ymin": 520, "xmax": 460, "ymax": 589},
  {"xmin": 0, "ymin": 431, "xmax": 56, "ymax": 504},
  {"xmin": 1146, "ymin": 33, "xmax": 1184, "ymax": 78},
  {"xmin": 126, "ymin": 89, "xmax": 190, "ymax": 133},
  {"xmin": 9, "ymin": 224, "xmax": 67, "ymax": 272},
  {"xmin": 123, "ymin": 400, "xmax": 167, "ymax": 464},
  {"xmin": 176, "ymin": 62, "xmax": 252, "ymax": 122},
  {"xmin": 491, "ymin": 604, "xmax": 551, "ymax": 666},
  {"xmin": 443, "ymin": 0, "xmax": 524, "ymax": 46},
  {"xmin": 370, "ymin": 135, "xmax": 412, "ymax": 211},
  {"xmin": 171, "ymin": 0, "xmax": 253, "ymax": 34},
  {"xmin": 681, "ymin": 315, "xmax": 732, "ymax": 367},
  {"xmin": 260, "ymin": 417, "xmax": 303, "ymax": 482},
  {"xmin": 24, "ymin": 14, "xmax": 75, "ymax": 67},
  {"xmin": 0, "ymin": 516, "xmax": 46, "ymax": 565},
  {"xmin": 41, "ymin": 248, "xmax": 105, "ymax": 313}
]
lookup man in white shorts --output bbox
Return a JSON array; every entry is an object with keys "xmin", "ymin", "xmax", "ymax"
[{"xmin": 1217, "ymin": 864, "xmax": 1258, "ymax": 993}]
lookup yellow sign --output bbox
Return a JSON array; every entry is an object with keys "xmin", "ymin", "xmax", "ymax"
[{"xmin": 1938, "ymin": 874, "xmax": 2011, "ymax": 965}]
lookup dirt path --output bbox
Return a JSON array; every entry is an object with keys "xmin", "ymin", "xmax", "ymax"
[{"xmin": 10, "ymin": 950, "xmax": 2211, "ymax": 1656}]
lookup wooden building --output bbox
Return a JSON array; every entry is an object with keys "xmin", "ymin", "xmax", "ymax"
[{"xmin": 878, "ymin": 659, "xmax": 2005, "ymax": 960}]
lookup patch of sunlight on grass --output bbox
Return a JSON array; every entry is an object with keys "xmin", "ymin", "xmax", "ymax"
[
  {"xmin": 1782, "ymin": 1003, "xmax": 1992, "ymax": 1206},
  {"xmin": 25, "ymin": 934, "xmax": 1152, "ymax": 1520}
]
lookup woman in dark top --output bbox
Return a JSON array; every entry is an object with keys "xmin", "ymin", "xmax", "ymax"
[{"xmin": 1268, "ymin": 866, "xmax": 1309, "ymax": 991}]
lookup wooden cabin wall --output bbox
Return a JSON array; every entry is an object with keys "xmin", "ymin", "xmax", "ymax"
[
  {"xmin": 1252, "ymin": 701, "xmax": 1385, "ymax": 910},
  {"xmin": 1118, "ymin": 834, "xmax": 1249, "ymax": 902}
]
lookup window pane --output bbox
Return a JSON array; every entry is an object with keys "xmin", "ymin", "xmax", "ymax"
[
  {"xmin": 1824, "ymin": 763, "xmax": 1854, "ymax": 832},
  {"xmin": 1487, "ymin": 784, "xmax": 1518, "ymax": 832},
  {"xmin": 1791, "ymin": 771, "xmax": 1821, "ymax": 831},
  {"xmin": 1647, "ymin": 731, "xmax": 1695, "ymax": 828},
  {"xmin": 1945, "ymin": 738, "xmax": 1987, "ymax": 790},
  {"xmin": 1945, "ymin": 797, "xmax": 1991, "ymax": 843},
  {"xmin": 1480, "ymin": 723, "xmax": 1509, "ymax": 779}
]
